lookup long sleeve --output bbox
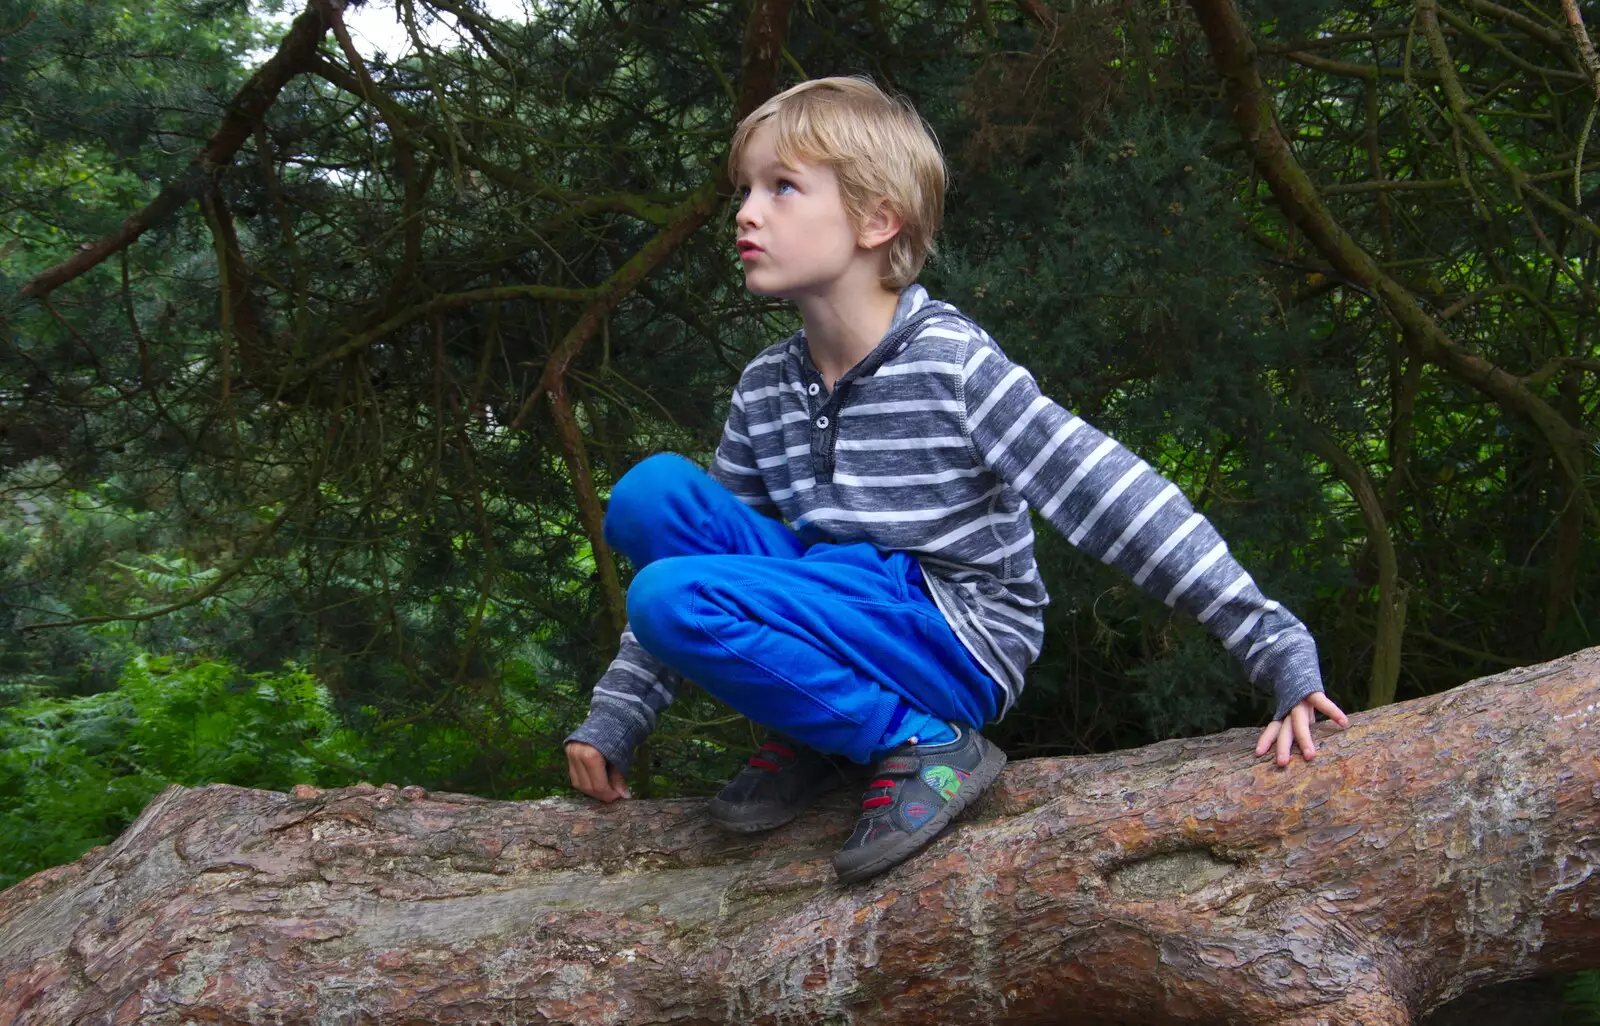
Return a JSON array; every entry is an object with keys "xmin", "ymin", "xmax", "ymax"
[
  {"xmin": 960, "ymin": 332, "xmax": 1324, "ymax": 720},
  {"xmin": 566, "ymin": 379, "xmax": 780, "ymax": 773},
  {"xmin": 565, "ymin": 629, "xmax": 680, "ymax": 776}
]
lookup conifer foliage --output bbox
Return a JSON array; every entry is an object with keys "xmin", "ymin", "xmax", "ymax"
[{"xmin": 0, "ymin": 0, "xmax": 1595, "ymax": 928}]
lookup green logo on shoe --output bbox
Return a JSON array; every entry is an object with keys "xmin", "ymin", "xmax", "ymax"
[{"xmin": 923, "ymin": 765, "xmax": 969, "ymax": 801}]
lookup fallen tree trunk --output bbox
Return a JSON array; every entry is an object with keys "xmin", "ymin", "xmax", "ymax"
[{"xmin": 2, "ymin": 648, "xmax": 1598, "ymax": 1025}]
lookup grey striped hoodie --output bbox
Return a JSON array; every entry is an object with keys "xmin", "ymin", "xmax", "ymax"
[{"xmin": 568, "ymin": 284, "xmax": 1324, "ymax": 773}]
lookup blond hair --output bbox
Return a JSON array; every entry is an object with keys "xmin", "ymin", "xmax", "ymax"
[{"xmin": 730, "ymin": 76, "xmax": 947, "ymax": 289}]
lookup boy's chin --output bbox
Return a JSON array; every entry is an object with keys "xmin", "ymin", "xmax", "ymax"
[{"xmin": 740, "ymin": 274, "xmax": 792, "ymax": 299}]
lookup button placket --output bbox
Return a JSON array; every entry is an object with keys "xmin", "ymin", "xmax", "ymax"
[
  {"xmin": 812, "ymin": 382, "xmax": 850, "ymax": 482},
  {"xmin": 810, "ymin": 382, "xmax": 842, "ymax": 481},
  {"xmin": 806, "ymin": 303, "xmax": 946, "ymax": 484}
]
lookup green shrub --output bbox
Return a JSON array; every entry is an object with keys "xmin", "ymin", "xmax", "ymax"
[{"xmin": 0, "ymin": 653, "xmax": 373, "ymax": 889}]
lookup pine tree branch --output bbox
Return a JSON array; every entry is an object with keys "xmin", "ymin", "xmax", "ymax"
[
  {"xmin": 20, "ymin": 505, "xmax": 296, "ymax": 633},
  {"xmin": 1436, "ymin": 5, "xmax": 1586, "ymax": 82},
  {"xmin": 292, "ymin": 284, "xmax": 598, "ymax": 385},
  {"xmin": 0, "ymin": 9, "xmax": 36, "ymax": 40},
  {"xmin": 1522, "ymin": 356, "xmax": 1600, "ymax": 388},
  {"xmin": 1416, "ymin": 0, "xmax": 1600, "ymax": 246},
  {"xmin": 1461, "ymin": 0, "xmax": 1582, "ymax": 69},
  {"xmin": 1014, "ymin": 0, "xmax": 1057, "ymax": 32},
  {"xmin": 307, "ymin": 57, "xmax": 687, "ymax": 226},
  {"xmin": 1282, "ymin": 50, "xmax": 1440, "ymax": 81},
  {"xmin": 15, "ymin": 1, "xmax": 337, "ymax": 301},
  {"xmin": 1187, "ymin": 0, "xmax": 1593, "ymax": 500},
  {"xmin": 1564, "ymin": 0, "xmax": 1600, "ymax": 89}
]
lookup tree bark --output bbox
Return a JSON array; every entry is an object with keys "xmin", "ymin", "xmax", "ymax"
[{"xmin": 3, "ymin": 649, "xmax": 1598, "ymax": 1025}]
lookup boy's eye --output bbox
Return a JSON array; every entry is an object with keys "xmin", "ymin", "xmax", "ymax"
[
  {"xmin": 776, "ymin": 179, "xmax": 797, "ymax": 194},
  {"xmin": 738, "ymin": 185, "xmax": 751, "ymax": 199}
]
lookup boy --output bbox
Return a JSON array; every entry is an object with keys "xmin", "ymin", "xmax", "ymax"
[{"xmin": 566, "ymin": 77, "xmax": 1346, "ymax": 884}]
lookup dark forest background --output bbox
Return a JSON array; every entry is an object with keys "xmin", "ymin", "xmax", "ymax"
[{"xmin": 1, "ymin": 0, "xmax": 1597, "ymax": 1009}]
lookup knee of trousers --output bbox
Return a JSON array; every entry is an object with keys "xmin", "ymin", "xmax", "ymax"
[
  {"xmin": 625, "ymin": 557, "xmax": 702, "ymax": 658},
  {"xmin": 604, "ymin": 452, "xmax": 700, "ymax": 554}
]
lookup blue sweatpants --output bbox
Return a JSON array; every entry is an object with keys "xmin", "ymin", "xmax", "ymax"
[{"xmin": 603, "ymin": 453, "xmax": 1002, "ymax": 765}]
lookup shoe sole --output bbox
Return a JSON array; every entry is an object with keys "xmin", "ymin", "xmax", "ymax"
[
  {"xmin": 706, "ymin": 799, "xmax": 802, "ymax": 834},
  {"xmin": 832, "ymin": 741, "xmax": 1007, "ymax": 884},
  {"xmin": 707, "ymin": 773, "xmax": 858, "ymax": 834}
]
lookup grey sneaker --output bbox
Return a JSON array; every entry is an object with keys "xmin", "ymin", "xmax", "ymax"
[
  {"xmin": 707, "ymin": 734, "xmax": 861, "ymax": 833},
  {"xmin": 832, "ymin": 723, "xmax": 1006, "ymax": 884}
]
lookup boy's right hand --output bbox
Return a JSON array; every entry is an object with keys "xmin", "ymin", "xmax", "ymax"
[{"xmin": 565, "ymin": 741, "xmax": 631, "ymax": 802}]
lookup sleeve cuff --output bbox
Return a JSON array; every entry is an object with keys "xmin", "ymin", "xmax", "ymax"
[
  {"xmin": 1257, "ymin": 629, "xmax": 1326, "ymax": 721},
  {"xmin": 566, "ymin": 705, "xmax": 652, "ymax": 778}
]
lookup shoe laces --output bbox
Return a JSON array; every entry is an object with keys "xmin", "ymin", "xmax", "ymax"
[{"xmin": 747, "ymin": 739, "xmax": 796, "ymax": 773}]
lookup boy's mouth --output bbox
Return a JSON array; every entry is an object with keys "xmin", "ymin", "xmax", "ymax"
[{"xmin": 737, "ymin": 240, "xmax": 763, "ymax": 254}]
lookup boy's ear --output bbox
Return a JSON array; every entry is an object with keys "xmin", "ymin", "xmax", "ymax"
[{"xmin": 856, "ymin": 198, "xmax": 902, "ymax": 251}]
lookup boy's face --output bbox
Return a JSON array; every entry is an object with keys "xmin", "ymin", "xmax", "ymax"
[{"xmin": 734, "ymin": 123, "xmax": 866, "ymax": 299}]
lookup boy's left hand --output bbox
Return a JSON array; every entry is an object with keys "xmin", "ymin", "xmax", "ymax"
[{"xmin": 1255, "ymin": 692, "xmax": 1349, "ymax": 768}]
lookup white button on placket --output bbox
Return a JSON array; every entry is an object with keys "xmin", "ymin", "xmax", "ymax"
[
  {"xmin": 816, "ymin": 415, "xmax": 830, "ymax": 430},
  {"xmin": 807, "ymin": 382, "xmax": 820, "ymax": 396}
]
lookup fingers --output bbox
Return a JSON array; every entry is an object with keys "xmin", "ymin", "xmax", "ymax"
[
  {"xmin": 607, "ymin": 764, "xmax": 632, "ymax": 801},
  {"xmin": 1259, "ymin": 694, "xmax": 1350, "ymax": 767},
  {"xmin": 581, "ymin": 754, "xmax": 618, "ymax": 801},
  {"xmin": 565, "ymin": 744, "xmax": 594, "ymax": 795},
  {"xmin": 1255, "ymin": 718, "xmax": 1302, "ymax": 766},
  {"xmin": 1292, "ymin": 704, "xmax": 1316, "ymax": 763},
  {"xmin": 1310, "ymin": 691, "xmax": 1349, "ymax": 726},
  {"xmin": 1255, "ymin": 720, "xmax": 1281, "ymax": 756},
  {"xmin": 1275, "ymin": 708, "xmax": 1295, "ymax": 766},
  {"xmin": 566, "ymin": 743, "xmax": 626, "ymax": 802}
]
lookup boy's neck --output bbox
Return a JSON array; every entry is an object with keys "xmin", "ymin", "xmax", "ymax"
[{"xmin": 796, "ymin": 282, "xmax": 903, "ymax": 390}]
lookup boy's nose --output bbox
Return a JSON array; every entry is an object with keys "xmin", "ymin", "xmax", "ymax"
[{"xmin": 736, "ymin": 197, "xmax": 761, "ymax": 229}]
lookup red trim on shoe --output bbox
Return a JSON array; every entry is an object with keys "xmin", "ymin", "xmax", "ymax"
[
  {"xmin": 760, "ymin": 742, "xmax": 796, "ymax": 758},
  {"xmin": 862, "ymin": 777, "xmax": 898, "ymax": 809},
  {"xmin": 748, "ymin": 757, "xmax": 782, "ymax": 772}
]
